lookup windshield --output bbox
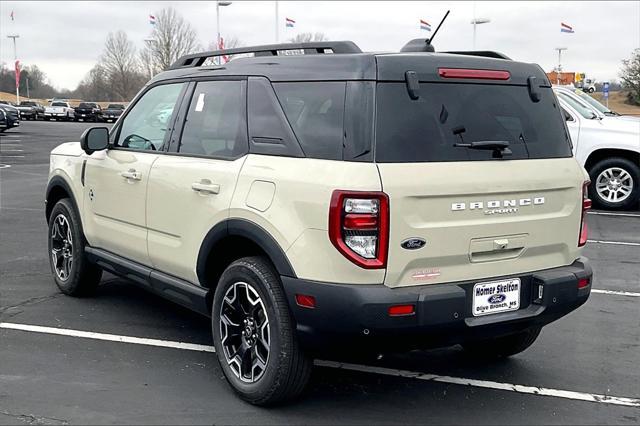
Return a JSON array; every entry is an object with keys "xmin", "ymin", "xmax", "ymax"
[
  {"xmin": 107, "ymin": 104, "xmax": 124, "ymax": 109},
  {"xmin": 375, "ymin": 83, "xmax": 572, "ymax": 162},
  {"xmin": 555, "ymin": 92, "xmax": 598, "ymax": 119},
  {"xmin": 20, "ymin": 102, "xmax": 35, "ymax": 106},
  {"xmin": 51, "ymin": 102, "xmax": 67, "ymax": 107},
  {"xmin": 573, "ymin": 90, "xmax": 612, "ymax": 114}
]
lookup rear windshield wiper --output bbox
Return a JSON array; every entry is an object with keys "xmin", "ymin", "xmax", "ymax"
[{"xmin": 453, "ymin": 140, "xmax": 512, "ymax": 158}]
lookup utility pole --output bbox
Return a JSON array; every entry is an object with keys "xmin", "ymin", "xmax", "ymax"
[
  {"xmin": 26, "ymin": 77, "xmax": 30, "ymax": 99},
  {"xmin": 555, "ymin": 47, "xmax": 567, "ymax": 85},
  {"xmin": 275, "ymin": 1, "xmax": 280, "ymax": 43},
  {"xmin": 7, "ymin": 35, "xmax": 20, "ymax": 103}
]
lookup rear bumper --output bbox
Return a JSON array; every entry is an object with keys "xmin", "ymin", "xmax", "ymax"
[{"xmin": 282, "ymin": 257, "xmax": 592, "ymax": 352}]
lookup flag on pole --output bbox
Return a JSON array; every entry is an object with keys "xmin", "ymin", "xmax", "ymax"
[
  {"xmin": 149, "ymin": 14, "xmax": 156, "ymax": 25},
  {"xmin": 285, "ymin": 17, "xmax": 295, "ymax": 28},
  {"xmin": 218, "ymin": 37, "xmax": 229, "ymax": 63},
  {"xmin": 560, "ymin": 22, "xmax": 574, "ymax": 33},
  {"xmin": 15, "ymin": 60, "xmax": 21, "ymax": 89},
  {"xmin": 420, "ymin": 19, "xmax": 431, "ymax": 31}
]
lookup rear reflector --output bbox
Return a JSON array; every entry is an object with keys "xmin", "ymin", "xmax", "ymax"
[
  {"xmin": 438, "ymin": 68, "xmax": 511, "ymax": 80},
  {"xmin": 388, "ymin": 304, "xmax": 415, "ymax": 316},
  {"xmin": 578, "ymin": 278, "xmax": 590, "ymax": 289},
  {"xmin": 295, "ymin": 294, "xmax": 316, "ymax": 309},
  {"xmin": 579, "ymin": 181, "xmax": 591, "ymax": 247}
]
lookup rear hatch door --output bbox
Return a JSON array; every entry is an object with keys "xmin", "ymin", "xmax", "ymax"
[{"xmin": 374, "ymin": 55, "xmax": 585, "ymax": 288}]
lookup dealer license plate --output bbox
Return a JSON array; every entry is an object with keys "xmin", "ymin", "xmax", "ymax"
[{"xmin": 472, "ymin": 278, "xmax": 520, "ymax": 317}]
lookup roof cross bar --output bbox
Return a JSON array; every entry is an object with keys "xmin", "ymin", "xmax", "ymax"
[{"xmin": 170, "ymin": 41, "xmax": 362, "ymax": 69}]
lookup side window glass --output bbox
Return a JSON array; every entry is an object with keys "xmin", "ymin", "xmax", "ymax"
[
  {"xmin": 178, "ymin": 80, "xmax": 248, "ymax": 158},
  {"xmin": 116, "ymin": 83, "xmax": 185, "ymax": 151},
  {"xmin": 273, "ymin": 82, "xmax": 346, "ymax": 160}
]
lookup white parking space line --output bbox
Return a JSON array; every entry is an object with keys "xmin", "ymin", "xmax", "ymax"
[
  {"xmin": 0, "ymin": 322, "xmax": 216, "ymax": 353},
  {"xmin": 315, "ymin": 361, "xmax": 640, "ymax": 408},
  {"xmin": 2, "ymin": 322, "xmax": 639, "ymax": 408},
  {"xmin": 0, "ymin": 149, "xmax": 23, "ymax": 152},
  {"xmin": 588, "ymin": 211, "xmax": 640, "ymax": 218},
  {"xmin": 587, "ymin": 239, "xmax": 640, "ymax": 247},
  {"xmin": 592, "ymin": 289, "xmax": 640, "ymax": 297}
]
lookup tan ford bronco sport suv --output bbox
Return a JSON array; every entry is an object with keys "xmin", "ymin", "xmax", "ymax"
[{"xmin": 45, "ymin": 40, "xmax": 593, "ymax": 405}]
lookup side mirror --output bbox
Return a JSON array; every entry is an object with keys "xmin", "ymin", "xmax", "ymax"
[{"xmin": 80, "ymin": 127, "xmax": 109, "ymax": 155}]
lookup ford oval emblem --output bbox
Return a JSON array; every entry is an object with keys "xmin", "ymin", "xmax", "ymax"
[
  {"xmin": 488, "ymin": 294, "xmax": 507, "ymax": 304},
  {"xmin": 401, "ymin": 238, "xmax": 427, "ymax": 250}
]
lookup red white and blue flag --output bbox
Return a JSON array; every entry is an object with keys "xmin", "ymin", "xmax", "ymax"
[
  {"xmin": 561, "ymin": 22, "xmax": 574, "ymax": 33},
  {"xmin": 285, "ymin": 17, "xmax": 295, "ymax": 28},
  {"xmin": 420, "ymin": 19, "xmax": 431, "ymax": 31},
  {"xmin": 149, "ymin": 14, "xmax": 156, "ymax": 25}
]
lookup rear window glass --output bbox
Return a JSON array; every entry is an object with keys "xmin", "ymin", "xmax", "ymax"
[
  {"xmin": 51, "ymin": 102, "xmax": 67, "ymax": 107},
  {"xmin": 375, "ymin": 83, "xmax": 572, "ymax": 163},
  {"xmin": 108, "ymin": 104, "xmax": 125, "ymax": 109},
  {"xmin": 78, "ymin": 103, "xmax": 95, "ymax": 108},
  {"xmin": 273, "ymin": 82, "xmax": 346, "ymax": 160}
]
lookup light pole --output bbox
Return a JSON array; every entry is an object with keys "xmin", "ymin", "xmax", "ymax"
[
  {"xmin": 470, "ymin": 18, "xmax": 490, "ymax": 50},
  {"xmin": 555, "ymin": 47, "xmax": 568, "ymax": 85},
  {"xmin": 144, "ymin": 38, "xmax": 156, "ymax": 79},
  {"xmin": 7, "ymin": 35, "xmax": 20, "ymax": 103},
  {"xmin": 216, "ymin": 1, "xmax": 232, "ymax": 50},
  {"xmin": 275, "ymin": 1, "xmax": 279, "ymax": 43}
]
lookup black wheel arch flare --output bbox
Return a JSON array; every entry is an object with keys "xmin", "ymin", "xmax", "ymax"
[{"xmin": 196, "ymin": 218, "xmax": 297, "ymax": 288}]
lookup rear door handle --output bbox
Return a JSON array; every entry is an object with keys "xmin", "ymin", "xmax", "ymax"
[
  {"xmin": 191, "ymin": 180, "xmax": 220, "ymax": 195},
  {"xmin": 120, "ymin": 169, "xmax": 142, "ymax": 181}
]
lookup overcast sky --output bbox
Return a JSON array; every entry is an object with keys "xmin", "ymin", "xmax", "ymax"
[{"xmin": 1, "ymin": 1, "xmax": 638, "ymax": 90}]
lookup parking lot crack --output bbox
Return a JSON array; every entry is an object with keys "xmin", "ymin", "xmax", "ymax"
[
  {"xmin": 0, "ymin": 293, "xmax": 63, "ymax": 320},
  {"xmin": 0, "ymin": 409, "xmax": 68, "ymax": 425}
]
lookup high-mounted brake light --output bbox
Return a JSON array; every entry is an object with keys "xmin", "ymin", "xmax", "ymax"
[
  {"xmin": 438, "ymin": 68, "xmax": 511, "ymax": 80},
  {"xmin": 579, "ymin": 181, "xmax": 591, "ymax": 247},
  {"xmin": 329, "ymin": 191, "xmax": 389, "ymax": 269}
]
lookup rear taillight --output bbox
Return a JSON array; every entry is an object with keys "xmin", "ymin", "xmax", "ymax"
[
  {"xmin": 579, "ymin": 181, "xmax": 591, "ymax": 247},
  {"xmin": 329, "ymin": 191, "xmax": 389, "ymax": 269}
]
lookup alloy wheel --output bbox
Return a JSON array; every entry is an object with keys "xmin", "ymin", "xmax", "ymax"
[
  {"xmin": 51, "ymin": 214, "xmax": 74, "ymax": 281},
  {"xmin": 219, "ymin": 281, "xmax": 270, "ymax": 383},
  {"xmin": 595, "ymin": 167, "xmax": 634, "ymax": 203}
]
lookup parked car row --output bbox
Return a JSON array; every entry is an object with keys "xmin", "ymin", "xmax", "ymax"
[
  {"xmin": 0, "ymin": 100, "xmax": 126, "ymax": 123},
  {"xmin": 0, "ymin": 102, "xmax": 20, "ymax": 132}
]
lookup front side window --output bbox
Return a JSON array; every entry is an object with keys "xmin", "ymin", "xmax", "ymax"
[
  {"xmin": 178, "ymin": 80, "xmax": 247, "ymax": 158},
  {"xmin": 116, "ymin": 83, "xmax": 185, "ymax": 151},
  {"xmin": 273, "ymin": 82, "xmax": 346, "ymax": 160}
]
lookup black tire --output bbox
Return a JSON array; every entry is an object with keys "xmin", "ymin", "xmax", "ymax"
[
  {"xmin": 211, "ymin": 256, "xmax": 311, "ymax": 406},
  {"xmin": 462, "ymin": 327, "xmax": 541, "ymax": 359},
  {"xmin": 47, "ymin": 199, "xmax": 102, "ymax": 296},
  {"xmin": 588, "ymin": 157, "xmax": 640, "ymax": 211}
]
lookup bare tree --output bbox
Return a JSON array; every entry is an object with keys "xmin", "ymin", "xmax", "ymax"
[
  {"xmin": 101, "ymin": 31, "xmax": 142, "ymax": 101},
  {"xmin": 288, "ymin": 32, "xmax": 328, "ymax": 43},
  {"xmin": 141, "ymin": 7, "xmax": 201, "ymax": 72},
  {"xmin": 620, "ymin": 48, "xmax": 640, "ymax": 106}
]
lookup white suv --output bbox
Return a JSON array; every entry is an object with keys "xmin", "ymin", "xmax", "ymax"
[
  {"xmin": 554, "ymin": 87, "xmax": 640, "ymax": 210},
  {"xmin": 46, "ymin": 41, "xmax": 593, "ymax": 405}
]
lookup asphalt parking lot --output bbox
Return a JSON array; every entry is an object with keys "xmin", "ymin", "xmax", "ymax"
[{"xmin": 1, "ymin": 121, "xmax": 639, "ymax": 425}]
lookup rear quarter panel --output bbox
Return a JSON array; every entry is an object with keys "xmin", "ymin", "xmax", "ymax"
[{"xmin": 230, "ymin": 154, "xmax": 385, "ymax": 284}]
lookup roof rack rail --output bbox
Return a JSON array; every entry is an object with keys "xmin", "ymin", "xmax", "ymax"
[
  {"xmin": 443, "ymin": 51, "xmax": 512, "ymax": 60},
  {"xmin": 170, "ymin": 41, "xmax": 362, "ymax": 69}
]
